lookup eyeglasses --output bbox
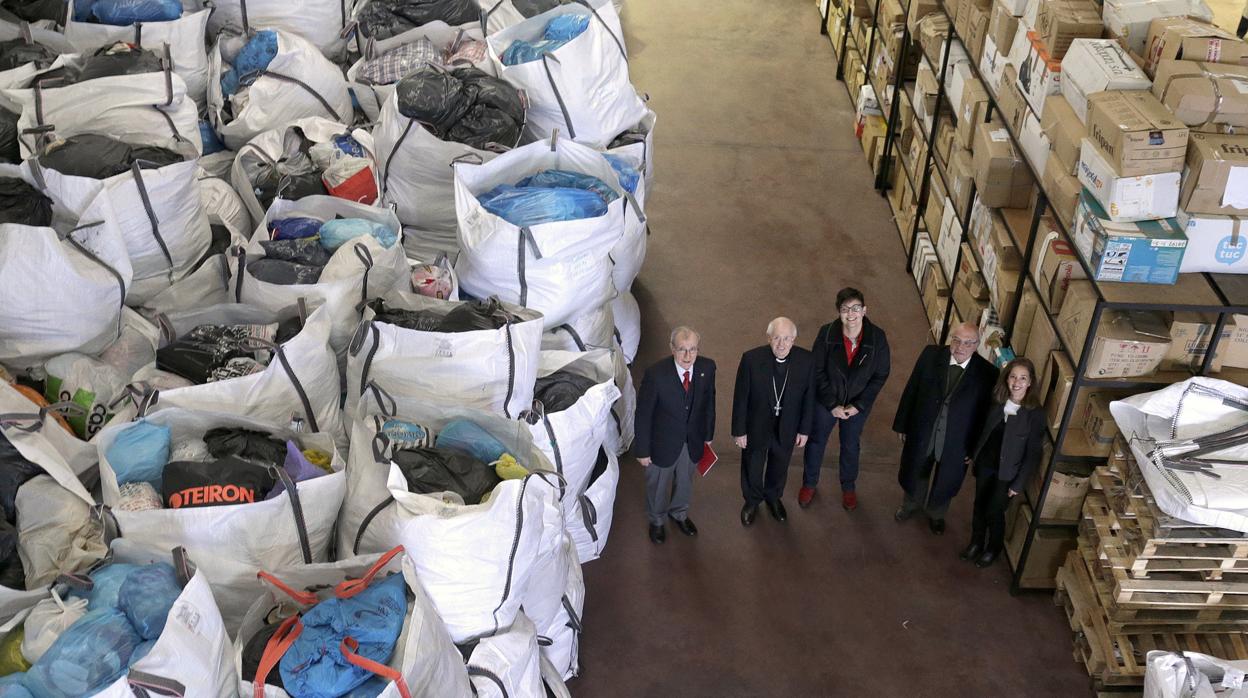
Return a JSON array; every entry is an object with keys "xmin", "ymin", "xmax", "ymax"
[
  {"xmin": 674, "ymin": 347, "xmax": 699, "ymax": 355},
  {"xmin": 770, "ymin": 336, "xmax": 796, "ymax": 344},
  {"xmin": 951, "ymin": 338, "xmax": 979, "ymax": 347},
  {"xmin": 839, "ymin": 305, "xmax": 865, "ymax": 315}
]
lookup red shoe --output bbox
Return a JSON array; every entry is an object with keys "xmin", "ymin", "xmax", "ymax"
[
  {"xmin": 798, "ymin": 487, "xmax": 815, "ymax": 508},
  {"xmin": 842, "ymin": 491, "xmax": 858, "ymax": 511}
]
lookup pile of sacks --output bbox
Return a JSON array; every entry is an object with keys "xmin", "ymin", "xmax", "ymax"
[{"xmin": 0, "ymin": 0, "xmax": 647, "ymax": 694}]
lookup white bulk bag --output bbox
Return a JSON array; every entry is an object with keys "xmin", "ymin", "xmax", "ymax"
[
  {"xmin": 542, "ymin": 328, "xmax": 635, "ymax": 454},
  {"xmin": 231, "ymin": 117, "xmax": 377, "ymax": 225},
  {"xmin": 606, "ymin": 107, "xmax": 655, "ymax": 199},
  {"xmin": 93, "ymin": 543, "xmax": 237, "ymax": 698},
  {"xmin": 146, "ymin": 303, "xmax": 345, "ymax": 449},
  {"xmin": 0, "ymin": 23, "xmax": 72, "ymax": 99},
  {"xmin": 604, "ymin": 124, "xmax": 650, "ymax": 292},
  {"xmin": 136, "ymin": 254, "xmax": 230, "ymax": 317},
  {"xmin": 345, "ymin": 292, "xmax": 543, "ymax": 423},
  {"xmin": 230, "ymin": 196, "xmax": 407, "ymax": 354},
  {"xmin": 208, "ymin": 30, "xmax": 352, "ymax": 151},
  {"xmin": 342, "ymin": 395, "xmax": 561, "ymax": 643},
  {"xmin": 6, "ymin": 64, "xmax": 201, "ymax": 158},
  {"xmin": 1144, "ymin": 651, "xmax": 1248, "ymax": 698},
  {"xmin": 548, "ymin": 301, "xmax": 615, "ymax": 351},
  {"xmin": 453, "ymin": 136, "xmax": 634, "ymax": 328},
  {"xmin": 0, "ymin": 162, "xmax": 132, "ymax": 368},
  {"xmin": 535, "ymin": 536, "xmax": 583, "ymax": 680},
  {"xmin": 611, "ymin": 289, "xmax": 639, "ymax": 364},
  {"xmin": 567, "ymin": 443, "xmax": 618, "ymax": 563},
  {"xmin": 207, "ymin": 0, "xmax": 349, "ymax": 58},
  {"xmin": 540, "ymin": 655, "xmax": 572, "ymax": 697},
  {"xmin": 347, "ymin": 21, "xmax": 493, "ymax": 121},
  {"xmin": 477, "ymin": 0, "xmax": 626, "ymax": 53},
  {"xmin": 63, "ymin": 8, "xmax": 211, "ymax": 103},
  {"xmin": 94, "ymin": 408, "xmax": 347, "ymax": 571},
  {"xmin": 488, "ymin": 2, "xmax": 644, "ymax": 148},
  {"xmin": 235, "ymin": 551, "xmax": 474, "ymax": 698},
  {"xmin": 466, "ymin": 613, "xmax": 543, "ymax": 698},
  {"xmin": 199, "ymin": 172, "xmax": 252, "ymax": 242}
]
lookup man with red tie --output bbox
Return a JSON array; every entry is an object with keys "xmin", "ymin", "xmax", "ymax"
[{"xmin": 633, "ymin": 326, "xmax": 717, "ymax": 544}]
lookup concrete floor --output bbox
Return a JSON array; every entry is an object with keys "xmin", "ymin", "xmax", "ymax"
[{"xmin": 575, "ymin": 1, "xmax": 1095, "ymax": 695}]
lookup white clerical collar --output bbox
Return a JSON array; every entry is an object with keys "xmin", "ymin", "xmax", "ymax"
[
  {"xmin": 949, "ymin": 355, "xmax": 971, "ymax": 370},
  {"xmin": 774, "ymin": 356, "xmax": 787, "ymax": 363}
]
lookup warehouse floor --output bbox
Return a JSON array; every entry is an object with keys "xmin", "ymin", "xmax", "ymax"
[{"xmin": 577, "ymin": 0, "xmax": 1098, "ymax": 695}]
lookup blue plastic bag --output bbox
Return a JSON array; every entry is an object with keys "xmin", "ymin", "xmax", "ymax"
[
  {"xmin": 72, "ymin": 0, "xmax": 98, "ymax": 22},
  {"xmin": 24, "ymin": 609, "xmax": 139, "ymax": 698},
  {"xmin": 318, "ymin": 219, "xmax": 397, "ymax": 251},
  {"xmin": 73, "ymin": 563, "xmax": 141, "ymax": 612},
  {"xmin": 0, "ymin": 674, "xmax": 32, "ymax": 698},
  {"xmin": 478, "ymin": 185, "xmax": 608, "ymax": 226},
  {"xmin": 117, "ymin": 563, "xmax": 180, "ymax": 640},
  {"xmin": 603, "ymin": 154, "xmax": 640, "ymax": 194},
  {"xmin": 200, "ymin": 121, "xmax": 226, "ymax": 156},
  {"xmin": 332, "ymin": 134, "xmax": 366, "ymax": 158},
  {"xmin": 269, "ymin": 217, "xmax": 323, "ymax": 241},
  {"xmin": 435, "ymin": 419, "xmax": 510, "ymax": 464},
  {"xmin": 221, "ymin": 30, "xmax": 278, "ymax": 97},
  {"xmin": 265, "ymin": 441, "xmax": 328, "ymax": 500},
  {"xmin": 105, "ymin": 421, "xmax": 170, "ymax": 488},
  {"xmin": 279, "ymin": 573, "xmax": 407, "ymax": 697},
  {"xmin": 128, "ymin": 640, "xmax": 155, "ymax": 668},
  {"xmin": 501, "ymin": 14, "xmax": 590, "ymax": 65},
  {"xmin": 517, "ymin": 169, "xmax": 619, "ymax": 204},
  {"xmin": 91, "ymin": 0, "xmax": 181, "ymax": 25}
]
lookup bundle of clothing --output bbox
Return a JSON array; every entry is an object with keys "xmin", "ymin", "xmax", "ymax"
[
  {"xmin": 500, "ymin": 13, "xmax": 589, "ymax": 65},
  {"xmin": 476, "ymin": 168, "xmax": 620, "ymax": 226},
  {"xmin": 249, "ymin": 129, "xmax": 376, "ymax": 210},
  {"xmin": 0, "ymin": 434, "xmax": 43, "ymax": 591},
  {"xmin": 155, "ymin": 320, "xmax": 302, "ymax": 384},
  {"xmin": 356, "ymin": 34, "xmax": 486, "ymax": 86},
  {"xmin": 354, "ymin": 0, "xmax": 480, "ymax": 41},
  {"xmin": 384, "ymin": 417, "xmax": 529, "ymax": 504},
  {"xmin": 72, "ymin": 0, "xmax": 182, "ymax": 24},
  {"xmin": 395, "ymin": 65, "xmax": 524, "ymax": 149},
  {"xmin": 368, "ymin": 296, "xmax": 522, "ymax": 333},
  {"xmin": 248, "ymin": 216, "xmax": 398, "ymax": 285},
  {"xmin": 534, "ymin": 369, "xmax": 598, "ymax": 413}
]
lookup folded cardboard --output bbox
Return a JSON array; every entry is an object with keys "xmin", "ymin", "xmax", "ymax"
[
  {"xmin": 1042, "ymin": 151, "xmax": 1083, "ymax": 226},
  {"xmin": 1144, "ymin": 17, "xmax": 1248, "ymax": 77},
  {"xmin": 1016, "ymin": 31, "xmax": 1063, "ymax": 115},
  {"xmin": 1103, "ymin": 0, "xmax": 1200, "ymax": 57},
  {"xmin": 1074, "ymin": 190, "xmax": 1187, "ymax": 284},
  {"xmin": 974, "ymin": 121, "xmax": 1036, "ymax": 208},
  {"xmin": 919, "ymin": 13, "xmax": 952, "ymax": 67},
  {"xmin": 1060, "ymin": 39, "xmax": 1152, "ymax": 123},
  {"xmin": 1035, "ymin": 0, "xmax": 1102, "ymax": 59},
  {"xmin": 1085, "ymin": 90, "xmax": 1189, "ymax": 177},
  {"xmin": 908, "ymin": 0, "xmax": 943, "ymax": 35},
  {"xmin": 1163, "ymin": 311, "xmax": 1229, "ymax": 372},
  {"xmin": 1076, "ymin": 138, "xmax": 1181, "ymax": 222},
  {"xmin": 1178, "ymin": 132, "xmax": 1248, "ymax": 216},
  {"xmin": 1152, "ymin": 60, "xmax": 1248, "ymax": 131},
  {"xmin": 989, "ymin": 0, "xmax": 1021, "ymax": 56},
  {"xmin": 1034, "ymin": 231, "xmax": 1087, "ymax": 311},
  {"xmin": 1176, "ymin": 209, "xmax": 1248, "ymax": 273},
  {"xmin": 1041, "ymin": 93, "xmax": 1086, "ymax": 174},
  {"xmin": 1222, "ymin": 315, "xmax": 1248, "ymax": 369}
]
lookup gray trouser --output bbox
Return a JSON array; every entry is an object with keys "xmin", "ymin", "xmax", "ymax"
[
  {"xmin": 900, "ymin": 456, "xmax": 951, "ymax": 519},
  {"xmin": 645, "ymin": 446, "xmax": 695, "ymax": 526}
]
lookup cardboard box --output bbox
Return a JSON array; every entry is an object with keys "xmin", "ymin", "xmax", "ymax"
[
  {"xmin": 1060, "ymin": 39, "xmax": 1152, "ymax": 124},
  {"xmin": 1016, "ymin": 31, "xmax": 1063, "ymax": 116},
  {"xmin": 1178, "ymin": 133, "xmax": 1248, "ymax": 216},
  {"xmin": 1035, "ymin": 0, "xmax": 1102, "ymax": 60},
  {"xmin": 1080, "ymin": 391, "xmax": 1120, "ymax": 456},
  {"xmin": 1034, "ymin": 231, "xmax": 1087, "ymax": 311},
  {"xmin": 1041, "ymin": 93, "xmax": 1086, "ymax": 175},
  {"xmin": 937, "ymin": 202, "xmax": 963, "ymax": 279},
  {"xmin": 959, "ymin": 244, "xmax": 992, "ymax": 299},
  {"xmin": 992, "ymin": 265, "xmax": 1021, "ymax": 325},
  {"xmin": 937, "ymin": 118, "xmax": 957, "ymax": 166},
  {"xmin": 1043, "ymin": 350, "xmax": 1075, "ymax": 429},
  {"xmin": 958, "ymin": 2, "xmax": 990, "ymax": 62},
  {"xmin": 1144, "ymin": 17, "xmax": 1248, "ymax": 77},
  {"xmin": 996, "ymin": 63, "xmax": 1031, "ymax": 133},
  {"xmin": 949, "ymin": 147, "xmax": 977, "ymax": 219},
  {"xmin": 1000, "ymin": 0, "xmax": 1029, "ymax": 17},
  {"xmin": 954, "ymin": 268, "xmax": 991, "ymax": 324},
  {"xmin": 922, "ymin": 264, "xmax": 951, "ymax": 337},
  {"xmin": 956, "ymin": 76, "xmax": 991, "ymax": 148},
  {"xmin": 908, "ymin": 0, "xmax": 943, "ymax": 36},
  {"xmin": 1152, "ymin": 61, "xmax": 1248, "ymax": 131},
  {"xmin": 1032, "ymin": 467, "xmax": 1091, "ymax": 522},
  {"xmin": 1076, "ymin": 139, "xmax": 1181, "ymax": 222},
  {"xmin": 989, "ymin": 0, "xmax": 1020, "ymax": 56},
  {"xmin": 1055, "ymin": 278, "xmax": 1096, "ymax": 359},
  {"xmin": 925, "ymin": 171, "xmax": 948, "ymax": 235},
  {"xmin": 1074, "ymin": 190, "xmax": 1187, "ymax": 284},
  {"xmin": 1018, "ymin": 109, "xmax": 1051, "ymax": 175},
  {"xmin": 1176, "ymin": 210, "xmax": 1248, "ymax": 273},
  {"xmin": 974, "ymin": 121, "xmax": 1036, "ymax": 208},
  {"xmin": 919, "ymin": 13, "xmax": 952, "ymax": 68},
  {"xmin": 980, "ymin": 35, "xmax": 1009, "ymax": 96},
  {"xmin": 1085, "ymin": 91, "xmax": 1189, "ymax": 178},
  {"xmin": 976, "ymin": 206, "xmax": 1022, "ymax": 288},
  {"xmin": 1005, "ymin": 501, "xmax": 1077, "ymax": 589},
  {"xmin": 1222, "ymin": 315, "xmax": 1248, "ymax": 369},
  {"xmin": 1042, "ymin": 154, "xmax": 1082, "ymax": 227},
  {"xmin": 1163, "ymin": 311, "xmax": 1230, "ymax": 372},
  {"xmin": 1102, "ymin": 0, "xmax": 1197, "ymax": 57},
  {"xmin": 1087, "ymin": 311, "xmax": 1173, "ymax": 378}
]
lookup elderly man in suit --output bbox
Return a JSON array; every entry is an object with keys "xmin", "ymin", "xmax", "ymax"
[
  {"xmin": 731, "ymin": 317, "xmax": 814, "ymax": 526},
  {"xmin": 634, "ymin": 326, "xmax": 716, "ymax": 544},
  {"xmin": 892, "ymin": 322, "xmax": 997, "ymax": 535}
]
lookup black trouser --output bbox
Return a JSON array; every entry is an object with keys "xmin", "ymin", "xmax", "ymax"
[
  {"xmin": 971, "ymin": 474, "xmax": 1012, "ymax": 553},
  {"xmin": 740, "ymin": 436, "xmax": 793, "ymax": 506},
  {"xmin": 900, "ymin": 455, "xmax": 952, "ymax": 519}
]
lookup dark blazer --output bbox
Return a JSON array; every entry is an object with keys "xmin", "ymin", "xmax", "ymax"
[
  {"xmin": 971, "ymin": 402, "xmax": 1045, "ymax": 492},
  {"xmin": 892, "ymin": 345, "xmax": 997, "ymax": 504},
  {"xmin": 811, "ymin": 317, "xmax": 891, "ymax": 413},
  {"xmin": 730, "ymin": 346, "xmax": 815, "ymax": 452},
  {"xmin": 633, "ymin": 355, "xmax": 716, "ymax": 468}
]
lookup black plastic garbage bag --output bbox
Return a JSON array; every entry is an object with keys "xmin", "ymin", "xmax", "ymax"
[
  {"xmin": 392, "ymin": 446, "xmax": 499, "ymax": 504},
  {"xmin": 533, "ymin": 369, "xmax": 597, "ymax": 413},
  {"xmin": 2, "ymin": 0, "xmax": 66, "ymax": 23},
  {"xmin": 396, "ymin": 66, "xmax": 523, "ymax": 149},
  {"xmin": 0, "ymin": 177, "xmax": 53, "ymax": 227},
  {"xmin": 356, "ymin": 0, "xmax": 479, "ymax": 40},
  {"xmin": 247, "ymin": 258, "xmax": 323, "ymax": 285},
  {"xmin": 156, "ymin": 323, "xmax": 275, "ymax": 384},
  {"xmin": 74, "ymin": 43, "xmax": 164, "ymax": 83},
  {"xmin": 259, "ymin": 237, "xmax": 332, "ymax": 267},
  {"xmin": 0, "ymin": 433, "xmax": 45, "ymax": 525},
  {"xmin": 513, "ymin": 0, "xmax": 567, "ymax": 16},
  {"xmin": 0, "ymin": 107, "xmax": 20, "ymax": 165},
  {"xmin": 39, "ymin": 134, "xmax": 183, "ymax": 180},
  {"xmin": 204, "ymin": 428, "xmax": 287, "ymax": 469},
  {"xmin": 369, "ymin": 297, "xmax": 521, "ymax": 333},
  {"xmin": 0, "ymin": 38, "xmax": 58, "ymax": 71},
  {"xmin": 254, "ymin": 171, "xmax": 327, "ymax": 212},
  {"xmin": 240, "ymin": 622, "xmax": 286, "ymax": 688},
  {"xmin": 162, "ymin": 456, "xmax": 277, "ymax": 509},
  {"xmin": 0, "ymin": 518, "xmax": 23, "ymax": 590}
]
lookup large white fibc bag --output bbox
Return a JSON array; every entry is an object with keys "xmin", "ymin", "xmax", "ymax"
[
  {"xmin": 341, "ymin": 393, "xmax": 561, "ymax": 643},
  {"xmin": 94, "ymin": 408, "xmax": 347, "ymax": 571},
  {"xmin": 230, "ymin": 196, "xmax": 406, "ymax": 355},
  {"xmin": 566, "ymin": 443, "xmax": 618, "ymax": 562},
  {"xmin": 606, "ymin": 107, "xmax": 655, "ymax": 199},
  {"xmin": 1144, "ymin": 651, "xmax": 1248, "ymax": 698},
  {"xmin": 611, "ymin": 290, "xmax": 639, "ymax": 365},
  {"xmin": 231, "ymin": 116, "xmax": 377, "ymax": 225},
  {"xmin": 63, "ymin": 8, "xmax": 211, "ymax": 103},
  {"xmin": 477, "ymin": 0, "xmax": 626, "ymax": 53},
  {"xmin": 199, "ymin": 170, "xmax": 252, "ymax": 242},
  {"xmin": 135, "ymin": 254, "xmax": 231, "ymax": 317},
  {"xmin": 604, "ymin": 119, "xmax": 651, "ymax": 292},
  {"xmin": 91, "ymin": 543, "xmax": 238, "ymax": 698},
  {"xmin": 542, "ymin": 328, "xmax": 634, "ymax": 454},
  {"xmin": 207, "ymin": 0, "xmax": 350, "ymax": 58},
  {"xmin": 208, "ymin": 30, "xmax": 353, "ymax": 151},
  {"xmin": 465, "ymin": 613, "xmax": 543, "ymax": 698},
  {"xmin": 534, "ymin": 536, "xmax": 583, "ymax": 680},
  {"xmin": 453, "ymin": 136, "xmax": 637, "ymax": 329},
  {"xmin": 6, "ymin": 63, "xmax": 201, "ymax": 158},
  {"xmin": 0, "ymin": 23, "xmax": 72, "ymax": 98},
  {"xmin": 548, "ymin": 301, "xmax": 615, "ymax": 352},
  {"xmin": 345, "ymin": 292, "xmax": 543, "ymax": 424},
  {"xmin": 0, "ymin": 162, "xmax": 132, "ymax": 368},
  {"xmin": 488, "ymin": 2, "xmax": 644, "ymax": 148}
]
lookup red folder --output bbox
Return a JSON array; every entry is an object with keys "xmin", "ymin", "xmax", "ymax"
[{"xmin": 697, "ymin": 443, "xmax": 718, "ymax": 477}]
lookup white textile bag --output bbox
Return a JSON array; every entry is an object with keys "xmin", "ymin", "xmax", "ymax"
[
  {"xmin": 611, "ymin": 290, "xmax": 640, "ymax": 365},
  {"xmin": 453, "ymin": 136, "xmax": 637, "ymax": 329},
  {"xmin": 199, "ymin": 171, "xmax": 253, "ymax": 242},
  {"xmin": 541, "ymin": 328, "xmax": 635, "ymax": 454},
  {"xmin": 604, "ymin": 115, "xmax": 652, "ymax": 292},
  {"xmin": 566, "ymin": 444, "xmax": 618, "ymax": 563},
  {"xmin": 465, "ymin": 613, "xmax": 542, "ymax": 697},
  {"xmin": 208, "ymin": 30, "xmax": 353, "ymax": 151},
  {"xmin": 207, "ymin": 0, "xmax": 350, "ymax": 58},
  {"xmin": 488, "ymin": 2, "xmax": 644, "ymax": 148},
  {"xmin": 345, "ymin": 292, "xmax": 543, "ymax": 424},
  {"xmin": 1143, "ymin": 651, "xmax": 1248, "ymax": 698},
  {"xmin": 63, "ymin": 8, "xmax": 211, "ymax": 103},
  {"xmin": 136, "ymin": 254, "xmax": 231, "ymax": 318},
  {"xmin": 341, "ymin": 394, "xmax": 561, "ymax": 643},
  {"xmin": 534, "ymin": 536, "xmax": 583, "ymax": 680}
]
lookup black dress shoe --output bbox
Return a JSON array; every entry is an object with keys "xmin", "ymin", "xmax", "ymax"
[
  {"xmin": 766, "ymin": 499, "xmax": 787, "ymax": 522},
  {"xmin": 975, "ymin": 549, "xmax": 1000, "ymax": 568},
  {"xmin": 649, "ymin": 524, "xmax": 665, "ymax": 544},
  {"xmin": 741, "ymin": 504, "xmax": 758, "ymax": 526},
  {"xmin": 671, "ymin": 516, "xmax": 698, "ymax": 536},
  {"xmin": 959, "ymin": 542, "xmax": 983, "ymax": 562},
  {"xmin": 929, "ymin": 518, "xmax": 946, "ymax": 535},
  {"xmin": 894, "ymin": 506, "xmax": 913, "ymax": 522}
]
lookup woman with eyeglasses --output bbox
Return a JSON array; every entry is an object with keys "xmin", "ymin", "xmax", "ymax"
[
  {"xmin": 801, "ymin": 288, "xmax": 891, "ymax": 511},
  {"xmin": 960, "ymin": 357, "xmax": 1045, "ymax": 568}
]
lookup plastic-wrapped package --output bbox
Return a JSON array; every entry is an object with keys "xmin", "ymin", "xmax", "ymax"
[
  {"xmin": 410, "ymin": 262, "xmax": 455, "ymax": 299},
  {"xmin": 395, "ymin": 65, "xmax": 524, "ymax": 149},
  {"xmin": 42, "ymin": 353, "xmax": 128, "ymax": 440},
  {"xmin": 319, "ymin": 218, "xmax": 398, "ymax": 251},
  {"xmin": 38, "ymin": 134, "xmax": 184, "ymax": 180},
  {"xmin": 220, "ymin": 31, "xmax": 277, "ymax": 97},
  {"xmin": 265, "ymin": 441, "xmax": 329, "ymax": 500},
  {"xmin": 355, "ymin": 0, "xmax": 479, "ymax": 41},
  {"xmin": 0, "ymin": 435, "xmax": 45, "ymax": 524},
  {"xmin": 392, "ymin": 447, "xmax": 499, "ymax": 504},
  {"xmin": 21, "ymin": 592, "xmax": 88, "ymax": 664},
  {"xmin": 321, "ymin": 157, "xmax": 378, "ymax": 205},
  {"xmin": 500, "ymin": 13, "xmax": 589, "ymax": 65},
  {"xmin": 23, "ymin": 609, "xmax": 141, "ymax": 698},
  {"xmin": 477, "ymin": 183, "xmax": 609, "ymax": 226},
  {"xmin": 270, "ymin": 217, "xmax": 323, "ymax": 240},
  {"xmin": 204, "ymin": 427, "xmax": 287, "ymax": 468},
  {"xmin": 116, "ymin": 563, "xmax": 180, "ymax": 640},
  {"xmin": 103, "ymin": 421, "xmax": 171, "ymax": 488},
  {"xmin": 90, "ymin": 0, "xmax": 182, "ymax": 25},
  {"xmin": 75, "ymin": 563, "xmax": 141, "ymax": 612},
  {"xmin": 356, "ymin": 37, "xmax": 440, "ymax": 85},
  {"xmin": 116, "ymin": 483, "xmax": 163, "ymax": 512},
  {"xmin": 436, "ymin": 418, "xmax": 512, "ymax": 464}
]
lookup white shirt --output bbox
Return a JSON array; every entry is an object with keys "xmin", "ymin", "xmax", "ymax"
[
  {"xmin": 674, "ymin": 359, "xmax": 693, "ymax": 383},
  {"xmin": 1003, "ymin": 400, "xmax": 1021, "ymax": 421},
  {"xmin": 949, "ymin": 355, "xmax": 972, "ymax": 370}
]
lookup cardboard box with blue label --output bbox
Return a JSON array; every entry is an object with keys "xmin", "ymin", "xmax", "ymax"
[
  {"xmin": 1176, "ymin": 210, "xmax": 1248, "ymax": 273},
  {"xmin": 1074, "ymin": 190, "xmax": 1187, "ymax": 284}
]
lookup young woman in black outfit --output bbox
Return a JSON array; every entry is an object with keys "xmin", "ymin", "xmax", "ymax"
[{"xmin": 960, "ymin": 357, "xmax": 1044, "ymax": 568}]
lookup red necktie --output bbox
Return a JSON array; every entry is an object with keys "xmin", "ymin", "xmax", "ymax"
[{"xmin": 682, "ymin": 370, "xmax": 690, "ymax": 393}]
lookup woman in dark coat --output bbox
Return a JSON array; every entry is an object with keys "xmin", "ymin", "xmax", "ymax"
[{"xmin": 960, "ymin": 357, "xmax": 1045, "ymax": 568}]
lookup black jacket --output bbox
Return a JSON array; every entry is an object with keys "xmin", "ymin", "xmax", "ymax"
[
  {"xmin": 892, "ymin": 345, "xmax": 997, "ymax": 504},
  {"xmin": 730, "ymin": 346, "xmax": 815, "ymax": 451},
  {"xmin": 971, "ymin": 402, "xmax": 1045, "ymax": 492},
  {"xmin": 811, "ymin": 318, "xmax": 890, "ymax": 413},
  {"xmin": 633, "ymin": 355, "xmax": 716, "ymax": 468}
]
